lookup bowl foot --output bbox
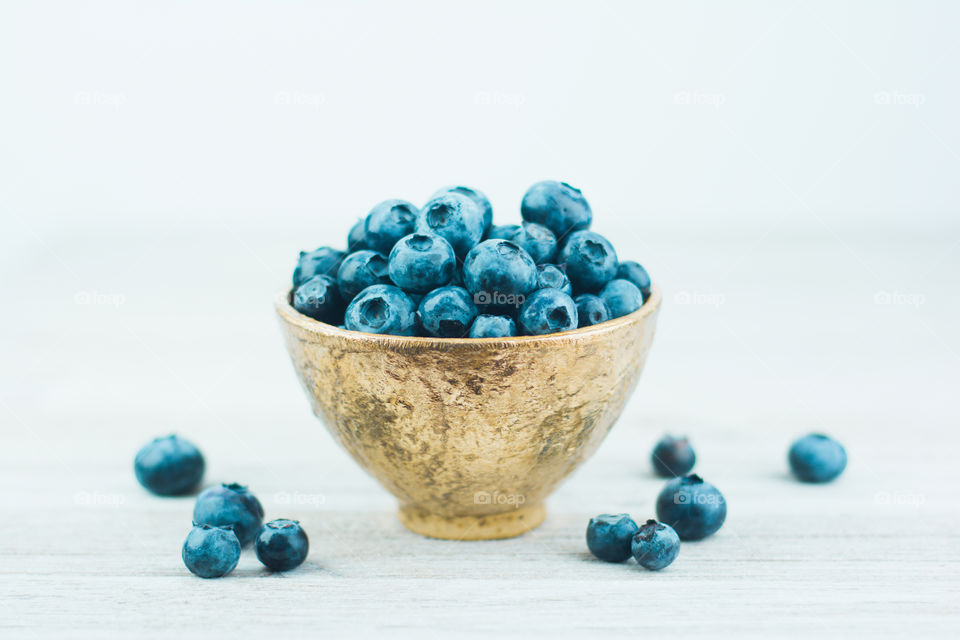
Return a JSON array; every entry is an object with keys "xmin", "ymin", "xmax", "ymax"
[{"xmin": 398, "ymin": 503, "xmax": 546, "ymax": 540}]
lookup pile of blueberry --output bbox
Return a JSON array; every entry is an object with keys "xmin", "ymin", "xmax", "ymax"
[
  {"xmin": 290, "ymin": 181, "xmax": 652, "ymax": 337},
  {"xmin": 134, "ymin": 435, "xmax": 309, "ymax": 578},
  {"xmin": 586, "ymin": 433, "xmax": 847, "ymax": 570}
]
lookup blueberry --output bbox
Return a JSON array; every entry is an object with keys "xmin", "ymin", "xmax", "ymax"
[
  {"xmin": 586, "ymin": 514, "xmax": 639, "ymax": 562},
  {"xmin": 655, "ymin": 474, "xmax": 727, "ymax": 541},
  {"xmin": 535, "ymin": 264, "xmax": 573, "ymax": 296},
  {"xmin": 364, "ymin": 199, "xmax": 418, "ymax": 255},
  {"xmin": 557, "ymin": 231, "xmax": 618, "ymax": 293},
  {"xmin": 292, "ymin": 247, "xmax": 345, "ymax": 287},
  {"xmin": 388, "ymin": 233, "xmax": 456, "ymax": 293},
  {"xmin": 574, "ymin": 294, "xmax": 611, "ymax": 328},
  {"xmin": 418, "ymin": 286, "xmax": 478, "ymax": 338},
  {"xmin": 501, "ymin": 222, "xmax": 557, "ymax": 264},
  {"xmin": 193, "ymin": 483, "xmax": 265, "ymax": 547},
  {"xmin": 616, "ymin": 261, "xmax": 651, "ymax": 299},
  {"xmin": 336, "ymin": 250, "xmax": 390, "ymax": 301},
  {"xmin": 255, "ymin": 519, "xmax": 309, "ymax": 572},
  {"xmin": 134, "ymin": 435, "xmax": 204, "ymax": 496},
  {"xmin": 519, "ymin": 288, "xmax": 578, "ymax": 335},
  {"xmin": 182, "ymin": 523, "xmax": 241, "ymax": 579},
  {"xmin": 344, "ymin": 284, "xmax": 418, "ymax": 336},
  {"xmin": 631, "ymin": 519, "xmax": 680, "ymax": 571},
  {"xmin": 348, "ymin": 219, "xmax": 368, "ymax": 252},
  {"xmin": 293, "ymin": 274, "xmax": 344, "ymax": 324},
  {"xmin": 431, "ymin": 185, "xmax": 493, "ymax": 235},
  {"xmin": 468, "ymin": 314, "xmax": 517, "ymax": 338},
  {"xmin": 463, "ymin": 240, "xmax": 538, "ymax": 311},
  {"xmin": 789, "ymin": 434, "xmax": 847, "ymax": 483},
  {"xmin": 417, "ymin": 192, "xmax": 485, "ymax": 258},
  {"xmin": 600, "ymin": 279, "xmax": 644, "ymax": 318},
  {"xmin": 487, "ymin": 224, "xmax": 519, "ymax": 240},
  {"xmin": 521, "ymin": 180, "xmax": 592, "ymax": 237},
  {"xmin": 651, "ymin": 435, "xmax": 696, "ymax": 478}
]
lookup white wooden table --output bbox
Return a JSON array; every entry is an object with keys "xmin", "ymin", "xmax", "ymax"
[{"xmin": 2, "ymin": 229, "xmax": 958, "ymax": 638}]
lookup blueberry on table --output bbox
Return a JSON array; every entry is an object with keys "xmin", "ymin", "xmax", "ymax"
[
  {"xmin": 364, "ymin": 199, "xmax": 418, "ymax": 255},
  {"xmin": 655, "ymin": 474, "xmax": 726, "ymax": 541},
  {"xmin": 344, "ymin": 284, "xmax": 418, "ymax": 336},
  {"xmin": 519, "ymin": 288, "xmax": 578, "ymax": 335},
  {"xmin": 416, "ymin": 192, "xmax": 485, "ymax": 258},
  {"xmin": 651, "ymin": 435, "xmax": 696, "ymax": 478},
  {"xmin": 789, "ymin": 434, "xmax": 847, "ymax": 483},
  {"xmin": 631, "ymin": 519, "xmax": 680, "ymax": 571},
  {"xmin": 616, "ymin": 261, "xmax": 651, "ymax": 299},
  {"xmin": 586, "ymin": 514, "xmax": 639, "ymax": 562},
  {"xmin": 134, "ymin": 435, "xmax": 204, "ymax": 496},
  {"xmin": 255, "ymin": 519, "xmax": 310, "ymax": 572},
  {"xmin": 574, "ymin": 294, "xmax": 611, "ymax": 328},
  {"xmin": 521, "ymin": 180, "xmax": 593, "ymax": 238},
  {"xmin": 535, "ymin": 264, "xmax": 573, "ymax": 296},
  {"xmin": 193, "ymin": 483, "xmax": 265, "ymax": 547},
  {"xmin": 501, "ymin": 222, "xmax": 557, "ymax": 264},
  {"xmin": 431, "ymin": 185, "xmax": 493, "ymax": 235},
  {"xmin": 599, "ymin": 279, "xmax": 643, "ymax": 318},
  {"xmin": 347, "ymin": 219, "xmax": 368, "ymax": 252},
  {"xmin": 417, "ymin": 286, "xmax": 478, "ymax": 338},
  {"xmin": 292, "ymin": 247, "xmax": 345, "ymax": 287},
  {"xmin": 336, "ymin": 250, "xmax": 391, "ymax": 301},
  {"xmin": 468, "ymin": 314, "xmax": 517, "ymax": 338},
  {"xmin": 463, "ymin": 240, "xmax": 538, "ymax": 311},
  {"xmin": 557, "ymin": 230, "xmax": 618, "ymax": 293},
  {"xmin": 182, "ymin": 523, "xmax": 241, "ymax": 578},
  {"xmin": 293, "ymin": 275, "xmax": 344, "ymax": 324},
  {"xmin": 388, "ymin": 233, "xmax": 456, "ymax": 294}
]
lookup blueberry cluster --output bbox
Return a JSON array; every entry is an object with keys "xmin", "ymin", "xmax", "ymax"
[
  {"xmin": 290, "ymin": 181, "xmax": 652, "ymax": 337},
  {"xmin": 134, "ymin": 435, "xmax": 310, "ymax": 578}
]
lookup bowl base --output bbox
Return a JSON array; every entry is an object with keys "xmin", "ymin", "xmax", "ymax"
[{"xmin": 398, "ymin": 503, "xmax": 546, "ymax": 540}]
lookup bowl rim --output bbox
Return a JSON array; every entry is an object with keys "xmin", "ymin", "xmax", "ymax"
[{"xmin": 276, "ymin": 284, "xmax": 660, "ymax": 346}]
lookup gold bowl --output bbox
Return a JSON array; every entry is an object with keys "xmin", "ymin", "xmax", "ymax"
[{"xmin": 275, "ymin": 286, "xmax": 661, "ymax": 540}]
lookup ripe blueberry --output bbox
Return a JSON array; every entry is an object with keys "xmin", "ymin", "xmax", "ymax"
[
  {"xmin": 651, "ymin": 435, "xmax": 696, "ymax": 478},
  {"xmin": 586, "ymin": 513, "xmax": 639, "ymax": 562},
  {"xmin": 600, "ymin": 279, "xmax": 644, "ymax": 318},
  {"xmin": 574, "ymin": 294, "xmax": 611, "ymax": 328},
  {"xmin": 417, "ymin": 192, "xmax": 485, "ymax": 258},
  {"xmin": 418, "ymin": 286, "xmax": 478, "ymax": 338},
  {"xmin": 344, "ymin": 284, "xmax": 418, "ymax": 336},
  {"xmin": 468, "ymin": 314, "xmax": 517, "ymax": 338},
  {"xmin": 557, "ymin": 230, "xmax": 618, "ymax": 293},
  {"xmin": 292, "ymin": 247, "xmax": 345, "ymax": 287},
  {"xmin": 182, "ymin": 523, "xmax": 241, "ymax": 579},
  {"xmin": 293, "ymin": 274, "xmax": 344, "ymax": 324},
  {"xmin": 463, "ymin": 240, "xmax": 538, "ymax": 312},
  {"xmin": 431, "ymin": 185, "xmax": 493, "ymax": 235},
  {"xmin": 336, "ymin": 250, "xmax": 390, "ymax": 301},
  {"xmin": 616, "ymin": 261, "xmax": 651, "ymax": 299},
  {"xmin": 134, "ymin": 435, "xmax": 205, "ymax": 496},
  {"xmin": 519, "ymin": 288, "xmax": 578, "ymax": 335},
  {"xmin": 631, "ymin": 519, "xmax": 680, "ymax": 571},
  {"xmin": 655, "ymin": 474, "xmax": 727, "ymax": 541},
  {"xmin": 535, "ymin": 264, "xmax": 572, "ymax": 296},
  {"xmin": 789, "ymin": 434, "xmax": 847, "ymax": 483},
  {"xmin": 255, "ymin": 519, "xmax": 309, "ymax": 572},
  {"xmin": 348, "ymin": 219, "xmax": 368, "ymax": 252},
  {"xmin": 364, "ymin": 199, "xmax": 418, "ymax": 255},
  {"xmin": 500, "ymin": 222, "xmax": 557, "ymax": 264},
  {"xmin": 388, "ymin": 233, "xmax": 456, "ymax": 293},
  {"xmin": 193, "ymin": 483, "xmax": 265, "ymax": 547},
  {"xmin": 521, "ymin": 180, "xmax": 593, "ymax": 237}
]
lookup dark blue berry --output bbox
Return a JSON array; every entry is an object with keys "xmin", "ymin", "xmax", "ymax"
[
  {"xmin": 656, "ymin": 474, "xmax": 727, "ymax": 541},
  {"xmin": 193, "ymin": 483, "xmax": 265, "ymax": 547},
  {"xmin": 574, "ymin": 294, "xmax": 611, "ymax": 328},
  {"xmin": 364, "ymin": 199, "xmax": 418, "ymax": 255},
  {"xmin": 418, "ymin": 286, "xmax": 478, "ymax": 338},
  {"xmin": 501, "ymin": 222, "xmax": 557, "ymax": 264},
  {"xmin": 255, "ymin": 519, "xmax": 309, "ymax": 572},
  {"xmin": 535, "ymin": 264, "xmax": 572, "ymax": 295},
  {"xmin": 468, "ymin": 314, "xmax": 517, "ymax": 338},
  {"xmin": 651, "ymin": 435, "xmax": 696, "ymax": 478},
  {"xmin": 463, "ymin": 240, "xmax": 538, "ymax": 312},
  {"xmin": 417, "ymin": 192, "xmax": 485, "ymax": 258},
  {"xmin": 586, "ymin": 514, "xmax": 639, "ymax": 562},
  {"xmin": 388, "ymin": 233, "xmax": 456, "ymax": 293},
  {"xmin": 521, "ymin": 180, "xmax": 592, "ymax": 237},
  {"xmin": 293, "ymin": 274, "xmax": 344, "ymax": 324},
  {"xmin": 134, "ymin": 435, "xmax": 204, "ymax": 496},
  {"xmin": 616, "ymin": 261, "xmax": 651, "ymax": 299},
  {"xmin": 182, "ymin": 523, "xmax": 241, "ymax": 578},
  {"xmin": 631, "ymin": 519, "xmax": 680, "ymax": 571},
  {"xmin": 336, "ymin": 250, "xmax": 390, "ymax": 301},
  {"xmin": 487, "ymin": 224, "xmax": 519, "ymax": 240},
  {"xmin": 292, "ymin": 247, "xmax": 345, "ymax": 287},
  {"xmin": 344, "ymin": 284, "xmax": 418, "ymax": 336},
  {"xmin": 789, "ymin": 434, "xmax": 847, "ymax": 483},
  {"xmin": 558, "ymin": 231, "xmax": 618, "ymax": 293},
  {"xmin": 431, "ymin": 185, "xmax": 493, "ymax": 235},
  {"xmin": 600, "ymin": 279, "xmax": 644, "ymax": 318},
  {"xmin": 348, "ymin": 219, "xmax": 368, "ymax": 252},
  {"xmin": 519, "ymin": 288, "xmax": 578, "ymax": 335}
]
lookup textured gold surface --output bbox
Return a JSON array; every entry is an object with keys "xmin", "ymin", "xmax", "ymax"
[{"xmin": 275, "ymin": 286, "xmax": 661, "ymax": 539}]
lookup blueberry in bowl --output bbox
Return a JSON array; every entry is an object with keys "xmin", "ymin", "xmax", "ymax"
[
  {"xmin": 468, "ymin": 314, "xmax": 517, "ymax": 338},
  {"xmin": 344, "ymin": 284, "xmax": 419, "ymax": 336},
  {"xmin": 600, "ymin": 279, "xmax": 644, "ymax": 319},
  {"xmin": 336, "ymin": 250, "xmax": 390, "ymax": 301},
  {"xmin": 557, "ymin": 230, "xmax": 618, "ymax": 293},
  {"xmin": 418, "ymin": 286, "xmax": 478, "ymax": 338},
  {"xmin": 535, "ymin": 264, "xmax": 573, "ymax": 296},
  {"xmin": 519, "ymin": 288, "xmax": 578, "ymax": 335},
  {"xmin": 293, "ymin": 247, "xmax": 345, "ymax": 287},
  {"xmin": 388, "ymin": 233, "xmax": 457, "ymax": 294},
  {"xmin": 431, "ymin": 185, "xmax": 493, "ymax": 235},
  {"xmin": 574, "ymin": 294, "xmax": 610, "ymax": 328},
  {"xmin": 364, "ymin": 199, "xmax": 418, "ymax": 255},
  {"xmin": 417, "ymin": 192, "xmax": 486, "ymax": 259},
  {"xmin": 500, "ymin": 222, "xmax": 557, "ymax": 264},
  {"xmin": 293, "ymin": 274, "xmax": 344, "ymax": 324},
  {"xmin": 521, "ymin": 180, "xmax": 593, "ymax": 238},
  {"xmin": 462, "ymin": 239, "xmax": 538, "ymax": 313}
]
